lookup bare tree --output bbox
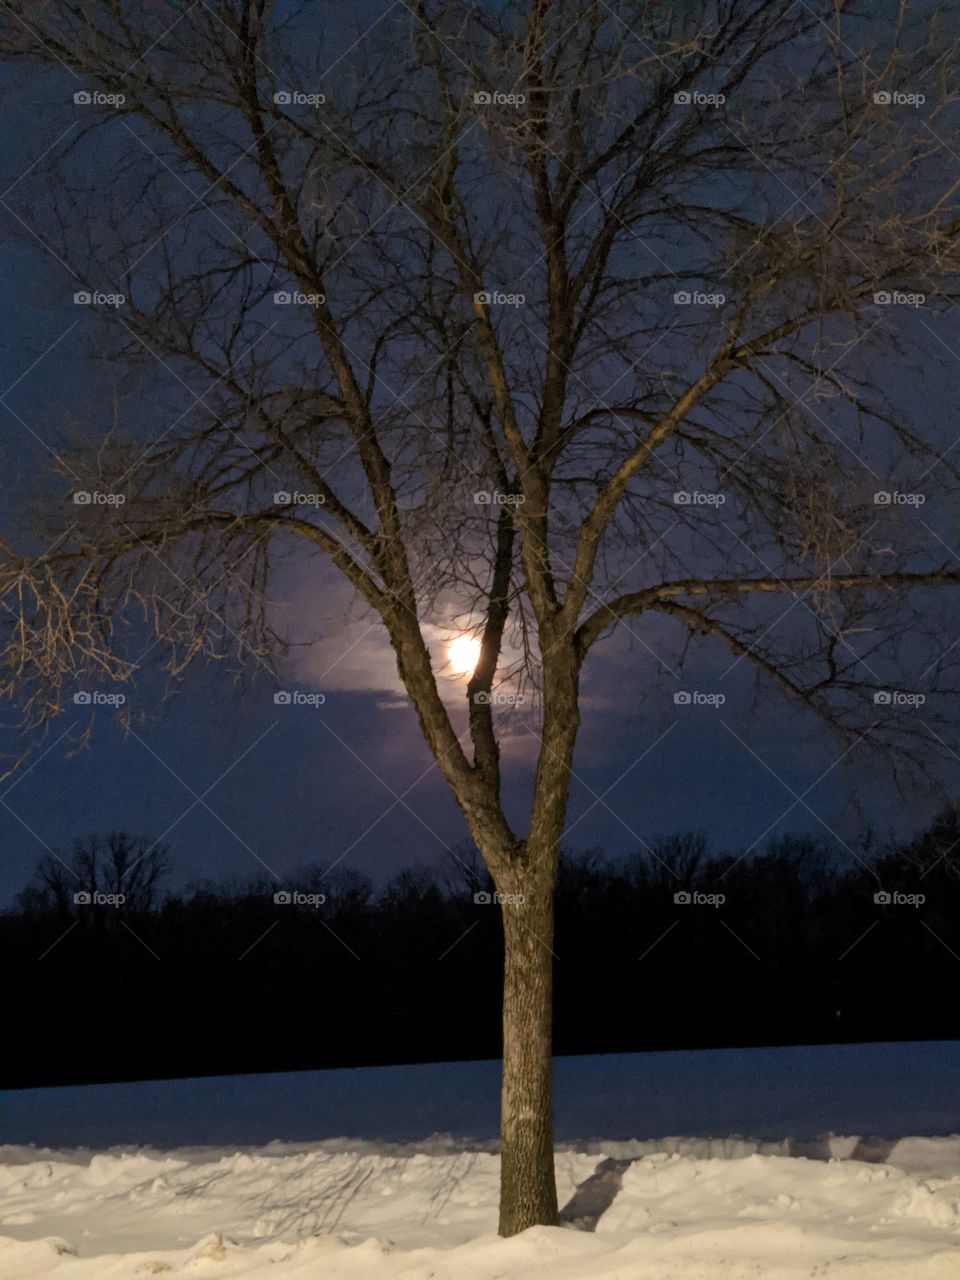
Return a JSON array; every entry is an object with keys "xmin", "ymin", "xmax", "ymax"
[
  {"xmin": 1, "ymin": 0, "xmax": 959, "ymax": 1233},
  {"xmin": 21, "ymin": 831, "xmax": 170, "ymax": 921}
]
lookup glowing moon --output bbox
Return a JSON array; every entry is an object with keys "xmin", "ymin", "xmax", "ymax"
[{"xmin": 448, "ymin": 634, "xmax": 482, "ymax": 675}]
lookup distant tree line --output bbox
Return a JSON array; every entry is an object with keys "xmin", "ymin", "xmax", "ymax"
[{"xmin": 3, "ymin": 813, "xmax": 960, "ymax": 1088}]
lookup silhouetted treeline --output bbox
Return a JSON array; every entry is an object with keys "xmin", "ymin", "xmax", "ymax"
[{"xmin": 3, "ymin": 815, "xmax": 960, "ymax": 1088}]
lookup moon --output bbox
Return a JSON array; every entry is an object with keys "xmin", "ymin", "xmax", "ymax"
[{"xmin": 448, "ymin": 634, "xmax": 482, "ymax": 675}]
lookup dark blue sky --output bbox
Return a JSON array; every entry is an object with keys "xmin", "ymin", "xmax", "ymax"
[{"xmin": 0, "ymin": 0, "xmax": 957, "ymax": 905}]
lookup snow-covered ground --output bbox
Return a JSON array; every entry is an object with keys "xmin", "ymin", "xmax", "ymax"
[
  {"xmin": 3, "ymin": 1043, "xmax": 960, "ymax": 1278},
  {"xmin": 3, "ymin": 1137, "xmax": 960, "ymax": 1278}
]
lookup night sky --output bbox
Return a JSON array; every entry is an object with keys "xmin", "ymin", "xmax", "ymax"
[{"xmin": 0, "ymin": 0, "xmax": 957, "ymax": 907}]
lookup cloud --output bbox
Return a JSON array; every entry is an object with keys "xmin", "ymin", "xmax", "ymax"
[
  {"xmin": 290, "ymin": 610, "xmax": 407, "ymax": 697},
  {"xmin": 273, "ymin": 562, "xmax": 530, "ymax": 708}
]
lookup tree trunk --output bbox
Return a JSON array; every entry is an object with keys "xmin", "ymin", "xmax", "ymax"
[{"xmin": 497, "ymin": 878, "xmax": 558, "ymax": 1235}]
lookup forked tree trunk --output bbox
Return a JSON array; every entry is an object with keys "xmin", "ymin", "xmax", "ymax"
[{"xmin": 497, "ymin": 877, "xmax": 558, "ymax": 1235}]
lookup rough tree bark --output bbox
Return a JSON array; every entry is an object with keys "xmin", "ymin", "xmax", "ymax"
[
  {"xmin": 497, "ymin": 872, "xmax": 558, "ymax": 1235},
  {"xmin": 492, "ymin": 641, "xmax": 580, "ymax": 1234}
]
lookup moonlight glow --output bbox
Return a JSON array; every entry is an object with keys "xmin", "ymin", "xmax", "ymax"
[{"xmin": 448, "ymin": 634, "xmax": 481, "ymax": 675}]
